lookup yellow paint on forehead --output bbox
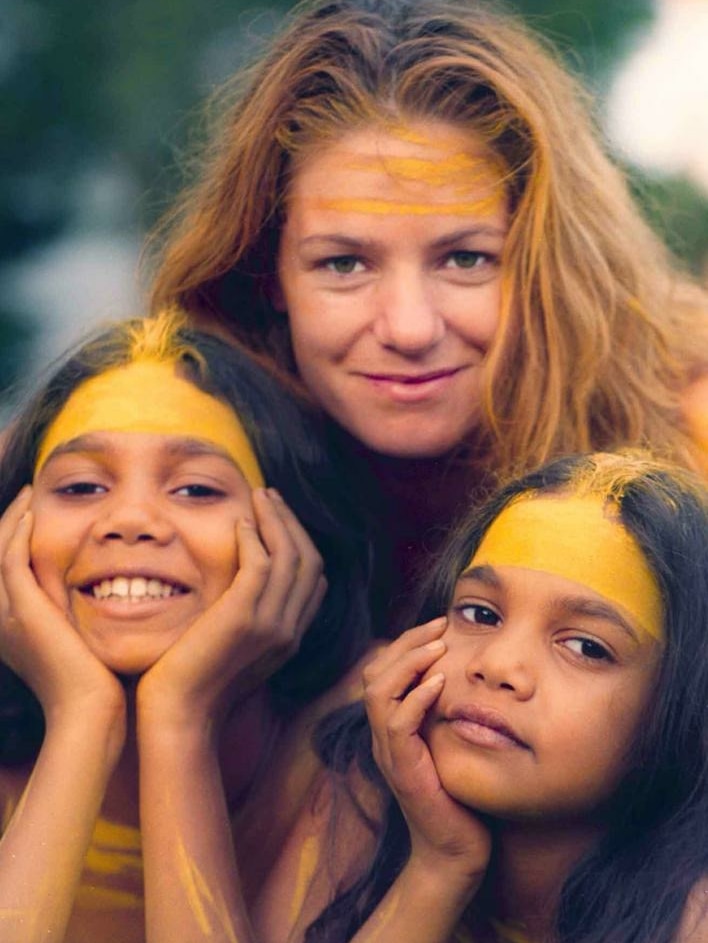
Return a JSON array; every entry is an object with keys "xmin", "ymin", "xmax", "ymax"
[
  {"xmin": 34, "ymin": 359, "xmax": 265, "ymax": 489},
  {"xmin": 346, "ymin": 151, "xmax": 500, "ymax": 189},
  {"xmin": 308, "ymin": 125, "xmax": 506, "ymax": 218},
  {"xmin": 468, "ymin": 494, "xmax": 664, "ymax": 640},
  {"xmin": 316, "ymin": 193, "xmax": 504, "ymax": 217}
]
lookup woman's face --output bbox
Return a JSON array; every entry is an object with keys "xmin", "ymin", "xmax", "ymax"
[
  {"xmin": 276, "ymin": 120, "xmax": 509, "ymax": 458},
  {"xmin": 30, "ymin": 430, "xmax": 254, "ymax": 674}
]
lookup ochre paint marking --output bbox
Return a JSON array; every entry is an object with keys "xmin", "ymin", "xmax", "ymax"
[
  {"xmin": 316, "ymin": 194, "xmax": 503, "ymax": 217},
  {"xmin": 288, "ymin": 834, "xmax": 321, "ymax": 923}
]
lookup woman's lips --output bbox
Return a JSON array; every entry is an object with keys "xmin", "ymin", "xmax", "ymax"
[
  {"xmin": 356, "ymin": 367, "xmax": 465, "ymax": 402},
  {"xmin": 445, "ymin": 704, "xmax": 530, "ymax": 750}
]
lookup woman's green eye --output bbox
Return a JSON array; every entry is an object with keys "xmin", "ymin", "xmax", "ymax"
[
  {"xmin": 326, "ymin": 256, "xmax": 362, "ymax": 275},
  {"xmin": 448, "ymin": 251, "xmax": 484, "ymax": 269}
]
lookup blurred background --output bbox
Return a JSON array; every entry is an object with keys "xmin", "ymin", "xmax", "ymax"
[{"xmin": 2, "ymin": 0, "xmax": 708, "ymax": 407}]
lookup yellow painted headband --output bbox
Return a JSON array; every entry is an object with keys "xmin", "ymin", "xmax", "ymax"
[
  {"xmin": 468, "ymin": 494, "xmax": 663, "ymax": 640},
  {"xmin": 34, "ymin": 359, "xmax": 265, "ymax": 489}
]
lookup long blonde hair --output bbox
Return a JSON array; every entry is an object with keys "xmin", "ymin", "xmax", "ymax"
[{"xmin": 148, "ymin": 0, "xmax": 707, "ymax": 475}]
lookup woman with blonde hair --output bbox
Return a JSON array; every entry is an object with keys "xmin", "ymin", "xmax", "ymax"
[{"xmin": 148, "ymin": 0, "xmax": 708, "ymax": 627}]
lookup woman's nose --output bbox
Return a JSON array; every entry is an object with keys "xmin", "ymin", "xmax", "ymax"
[
  {"xmin": 372, "ymin": 270, "xmax": 445, "ymax": 354},
  {"xmin": 464, "ymin": 631, "xmax": 536, "ymax": 700}
]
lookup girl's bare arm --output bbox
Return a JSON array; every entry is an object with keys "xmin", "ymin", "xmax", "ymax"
[
  {"xmin": 137, "ymin": 489, "xmax": 325, "ymax": 943},
  {"xmin": 0, "ymin": 489, "xmax": 126, "ymax": 942}
]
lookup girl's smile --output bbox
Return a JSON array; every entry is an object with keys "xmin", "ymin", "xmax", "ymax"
[
  {"xmin": 29, "ymin": 430, "xmax": 255, "ymax": 674},
  {"xmin": 425, "ymin": 564, "xmax": 662, "ymax": 822}
]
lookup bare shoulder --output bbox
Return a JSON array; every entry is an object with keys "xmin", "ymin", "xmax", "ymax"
[
  {"xmin": 250, "ymin": 759, "xmax": 382, "ymax": 942},
  {"xmin": 677, "ymin": 878, "xmax": 708, "ymax": 942}
]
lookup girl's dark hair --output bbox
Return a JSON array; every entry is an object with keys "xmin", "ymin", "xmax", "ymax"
[
  {"xmin": 307, "ymin": 451, "xmax": 708, "ymax": 942},
  {"xmin": 0, "ymin": 318, "xmax": 371, "ymax": 765}
]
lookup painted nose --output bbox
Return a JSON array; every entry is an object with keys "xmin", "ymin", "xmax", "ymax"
[
  {"xmin": 92, "ymin": 498, "xmax": 174, "ymax": 545},
  {"xmin": 373, "ymin": 271, "xmax": 444, "ymax": 354},
  {"xmin": 464, "ymin": 632, "xmax": 536, "ymax": 700}
]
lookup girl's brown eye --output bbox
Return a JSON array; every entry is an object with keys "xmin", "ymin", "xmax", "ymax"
[
  {"xmin": 457, "ymin": 603, "xmax": 501, "ymax": 626},
  {"xmin": 563, "ymin": 638, "xmax": 613, "ymax": 662}
]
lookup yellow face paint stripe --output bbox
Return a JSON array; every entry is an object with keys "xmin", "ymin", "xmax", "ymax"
[
  {"xmin": 34, "ymin": 359, "xmax": 264, "ymax": 489},
  {"xmin": 316, "ymin": 195, "xmax": 504, "ymax": 216},
  {"xmin": 345, "ymin": 152, "xmax": 501, "ymax": 189},
  {"xmin": 468, "ymin": 494, "xmax": 663, "ymax": 640}
]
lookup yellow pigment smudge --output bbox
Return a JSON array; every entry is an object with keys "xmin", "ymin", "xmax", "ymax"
[
  {"xmin": 345, "ymin": 152, "xmax": 498, "ymax": 191},
  {"xmin": 288, "ymin": 834, "xmax": 321, "ymax": 924},
  {"xmin": 316, "ymin": 193, "xmax": 503, "ymax": 217},
  {"xmin": 83, "ymin": 817, "xmax": 142, "ymax": 878},
  {"xmin": 75, "ymin": 885, "xmax": 144, "ymax": 910},
  {"xmin": 490, "ymin": 917, "xmax": 531, "ymax": 943},
  {"xmin": 174, "ymin": 837, "xmax": 240, "ymax": 942},
  {"xmin": 388, "ymin": 123, "xmax": 437, "ymax": 146},
  {"xmin": 176, "ymin": 836, "xmax": 215, "ymax": 935}
]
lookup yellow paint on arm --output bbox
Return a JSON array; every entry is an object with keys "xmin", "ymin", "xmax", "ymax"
[
  {"xmin": 288, "ymin": 834, "xmax": 321, "ymax": 924},
  {"xmin": 175, "ymin": 836, "xmax": 240, "ymax": 943}
]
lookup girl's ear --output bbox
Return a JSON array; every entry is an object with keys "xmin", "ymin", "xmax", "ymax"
[{"xmin": 265, "ymin": 274, "xmax": 287, "ymax": 314}]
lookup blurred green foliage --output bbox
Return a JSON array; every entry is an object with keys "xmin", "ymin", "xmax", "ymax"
[{"xmin": 2, "ymin": 0, "xmax": 707, "ymax": 394}]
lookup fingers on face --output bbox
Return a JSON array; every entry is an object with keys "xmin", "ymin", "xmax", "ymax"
[
  {"xmin": 229, "ymin": 489, "xmax": 325, "ymax": 653},
  {"xmin": 362, "ymin": 617, "xmax": 448, "ymax": 685},
  {"xmin": 0, "ymin": 486, "xmax": 32, "ymax": 558},
  {"xmin": 363, "ymin": 618, "xmax": 448, "ymax": 729},
  {"xmin": 363, "ymin": 628, "xmax": 447, "ymax": 790},
  {"xmin": 0, "ymin": 490, "xmax": 34, "ymax": 614}
]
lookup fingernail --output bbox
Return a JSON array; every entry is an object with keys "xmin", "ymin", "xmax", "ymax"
[
  {"xmin": 424, "ymin": 639, "xmax": 445, "ymax": 652},
  {"xmin": 241, "ymin": 517, "xmax": 256, "ymax": 527},
  {"xmin": 422, "ymin": 672, "xmax": 445, "ymax": 687},
  {"xmin": 268, "ymin": 488, "xmax": 282, "ymax": 501}
]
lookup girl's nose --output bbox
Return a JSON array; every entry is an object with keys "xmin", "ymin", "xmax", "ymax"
[
  {"xmin": 464, "ymin": 632, "xmax": 536, "ymax": 700},
  {"xmin": 372, "ymin": 270, "xmax": 445, "ymax": 355},
  {"xmin": 91, "ymin": 498, "xmax": 175, "ymax": 546}
]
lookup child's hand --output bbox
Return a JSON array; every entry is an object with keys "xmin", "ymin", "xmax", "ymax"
[
  {"xmin": 363, "ymin": 619, "xmax": 491, "ymax": 887},
  {"xmin": 0, "ymin": 487, "xmax": 126, "ymax": 734},
  {"xmin": 137, "ymin": 488, "xmax": 326, "ymax": 726}
]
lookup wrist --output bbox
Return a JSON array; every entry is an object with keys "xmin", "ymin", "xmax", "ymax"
[
  {"xmin": 43, "ymin": 696, "xmax": 127, "ymax": 768},
  {"xmin": 404, "ymin": 848, "xmax": 487, "ymax": 901}
]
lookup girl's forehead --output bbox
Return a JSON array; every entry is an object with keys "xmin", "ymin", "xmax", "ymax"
[
  {"xmin": 34, "ymin": 360, "xmax": 264, "ymax": 489},
  {"xmin": 465, "ymin": 494, "xmax": 663, "ymax": 642}
]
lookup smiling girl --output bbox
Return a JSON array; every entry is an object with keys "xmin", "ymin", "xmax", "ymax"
[
  {"xmin": 0, "ymin": 314, "xmax": 371, "ymax": 942},
  {"xmin": 305, "ymin": 451, "xmax": 708, "ymax": 943}
]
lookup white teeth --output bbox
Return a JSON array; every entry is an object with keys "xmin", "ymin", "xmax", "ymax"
[
  {"xmin": 91, "ymin": 577, "xmax": 180, "ymax": 600},
  {"xmin": 130, "ymin": 577, "xmax": 147, "ymax": 598}
]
